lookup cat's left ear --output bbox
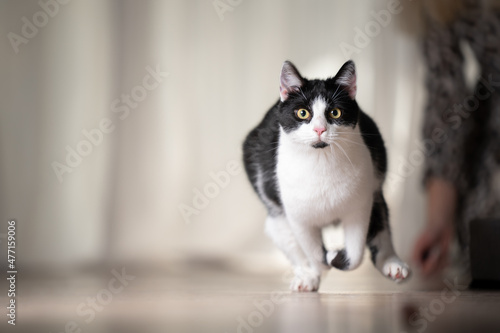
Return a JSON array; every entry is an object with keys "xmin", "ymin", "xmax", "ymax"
[
  {"xmin": 280, "ymin": 61, "xmax": 304, "ymax": 102},
  {"xmin": 334, "ymin": 60, "xmax": 357, "ymax": 100}
]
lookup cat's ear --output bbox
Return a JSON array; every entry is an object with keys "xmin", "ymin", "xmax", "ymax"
[
  {"xmin": 280, "ymin": 61, "xmax": 304, "ymax": 102},
  {"xmin": 334, "ymin": 60, "xmax": 357, "ymax": 100}
]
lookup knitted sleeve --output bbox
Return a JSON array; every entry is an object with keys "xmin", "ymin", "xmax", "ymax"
[{"xmin": 422, "ymin": 17, "xmax": 469, "ymax": 185}]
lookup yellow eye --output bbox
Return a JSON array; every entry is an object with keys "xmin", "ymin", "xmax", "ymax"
[
  {"xmin": 329, "ymin": 108, "xmax": 342, "ymax": 119},
  {"xmin": 296, "ymin": 109, "xmax": 310, "ymax": 120}
]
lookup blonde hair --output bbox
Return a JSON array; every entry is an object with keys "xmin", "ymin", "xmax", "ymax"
[
  {"xmin": 396, "ymin": 0, "xmax": 500, "ymax": 38},
  {"xmin": 423, "ymin": 0, "xmax": 464, "ymax": 24},
  {"xmin": 424, "ymin": 0, "xmax": 500, "ymax": 25}
]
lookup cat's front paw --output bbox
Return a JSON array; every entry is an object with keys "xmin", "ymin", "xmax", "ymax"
[
  {"xmin": 290, "ymin": 267, "xmax": 320, "ymax": 292},
  {"xmin": 382, "ymin": 257, "xmax": 411, "ymax": 282}
]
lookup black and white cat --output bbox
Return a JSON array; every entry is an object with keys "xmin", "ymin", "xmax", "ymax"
[{"xmin": 243, "ymin": 60, "xmax": 410, "ymax": 292}]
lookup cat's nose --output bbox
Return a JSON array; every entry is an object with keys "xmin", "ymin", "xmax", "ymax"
[{"xmin": 314, "ymin": 127, "xmax": 326, "ymax": 136}]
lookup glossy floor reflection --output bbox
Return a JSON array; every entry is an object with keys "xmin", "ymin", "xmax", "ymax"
[{"xmin": 2, "ymin": 262, "xmax": 500, "ymax": 333}]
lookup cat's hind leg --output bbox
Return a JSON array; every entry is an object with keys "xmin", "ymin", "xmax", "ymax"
[
  {"xmin": 265, "ymin": 215, "xmax": 322, "ymax": 292},
  {"xmin": 366, "ymin": 191, "xmax": 410, "ymax": 282}
]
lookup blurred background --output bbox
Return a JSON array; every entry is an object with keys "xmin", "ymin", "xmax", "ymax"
[
  {"xmin": 1, "ymin": 0, "xmax": 482, "ymax": 332},
  {"xmin": 0, "ymin": 0, "xmax": 428, "ymax": 272}
]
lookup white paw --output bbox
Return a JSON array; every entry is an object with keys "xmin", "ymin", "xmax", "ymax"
[
  {"xmin": 290, "ymin": 267, "xmax": 320, "ymax": 292},
  {"xmin": 382, "ymin": 257, "xmax": 411, "ymax": 282},
  {"xmin": 325, "ymin": 250, "xmax": 338, "ymax": 265}
]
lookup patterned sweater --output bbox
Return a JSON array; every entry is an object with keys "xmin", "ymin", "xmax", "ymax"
[{"xmin": 422, "ymin": 0, "xmax": 500, "ymax": 248}]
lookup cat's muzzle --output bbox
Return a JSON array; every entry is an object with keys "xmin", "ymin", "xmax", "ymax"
[{"xmin": 312, "ymin": 141, "xmax": 329, "ymax": 149}]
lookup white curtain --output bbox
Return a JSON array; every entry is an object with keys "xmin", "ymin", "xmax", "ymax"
[{"xmin": 0, "ymin": 0, "xmax": 426, "ymax": 270}]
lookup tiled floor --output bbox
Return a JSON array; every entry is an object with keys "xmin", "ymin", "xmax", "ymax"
[{"xmin": 2, "ymin": 262, "xmax": 500, "ymax": 333}]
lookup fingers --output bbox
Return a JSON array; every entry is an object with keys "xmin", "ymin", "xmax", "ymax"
[
  {"xmin": 421, "ymin": 246, "xmax": 442, "ymax": 276},
  {"xmin": 412, "ymin": 229, "xmax": 449, "ymax": 276},
  {"xmin": 412, "ymin": 231, "xmax": 436, "ymax": 265}
]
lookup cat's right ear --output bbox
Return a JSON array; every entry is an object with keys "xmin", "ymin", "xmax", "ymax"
[{"xmin": 280, "ymin": 61, "xmax": 304, "ymax": 102}]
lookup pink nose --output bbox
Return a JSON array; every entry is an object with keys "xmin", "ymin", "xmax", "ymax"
[{"xmin": 314, "ymin": 127, "xmax": 326, "ymax": 136}]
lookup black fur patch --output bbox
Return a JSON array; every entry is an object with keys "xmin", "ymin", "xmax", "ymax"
[
  {"xmin": 358, "ymin": 111, "xmax": 387, "ymax": 178},
  {"xmin": 330, "ymin": 249, "xmax": 350, "ymax": 270},
  {"xmin": 366, "ymin": 191, "xmax": 388, "ymax": 244},
  {"xmin": 369, "ymin": 245, "xmax": 379, "ymax": 264},
  {"xmin": 242, "ymin": 103, "xmax": 283, "ymax": 216}
]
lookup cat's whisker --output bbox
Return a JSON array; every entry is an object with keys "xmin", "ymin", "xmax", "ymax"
[
  {"xmin": 298, "ymin": 87, "xmax": 307, "ymax": 100},
  {"xmin": 260, "ymin": 147, "xmax": 280, "ymax": 153},
  {"xmin": 331, "ymin": 84, "xmax": 341, "ymax": 101},
  {"xmin": 334, "ymin": 131, "xmax": 380, "ymax": 136},
  {"xmin": 332, "ymin": 140, "xmax": 354, "ymax": 168},
  {"xmin": 336, "ymin": 137, "xmax": 378, "ymax": 149},
  {"xmin": 333, "ymin": 99, "xmax": 348, "ymax": 108},
  {"xmin": 336, "ymin": 139, "xmax": 365, "ymax": 148}
]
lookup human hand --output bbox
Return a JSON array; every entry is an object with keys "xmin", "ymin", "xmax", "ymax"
[
  {"xmin": 412, "ymin": 178, "xmax": 456, "ymax": 276},
  {"xmin": 412, "ymin": 222, "xmax": 453, "ymax": 276}
]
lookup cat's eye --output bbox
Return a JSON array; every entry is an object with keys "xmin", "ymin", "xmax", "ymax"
[
  {"xmin": 329, "ymin": 108, "xmax": 342, "ymax": 119},
  {"xmin": 296, "ymin": 109, "xmax": 310, "ymax": 120}
]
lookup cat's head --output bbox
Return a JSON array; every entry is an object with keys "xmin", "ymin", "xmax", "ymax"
[{"xmin": 277, "ymin": 60, "xmax": 359, "ymax": 149}]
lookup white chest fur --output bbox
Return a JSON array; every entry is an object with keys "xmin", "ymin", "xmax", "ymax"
[{"xmin": 276, "ymin": 126, "xmax": 375, "ymax": 226}]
